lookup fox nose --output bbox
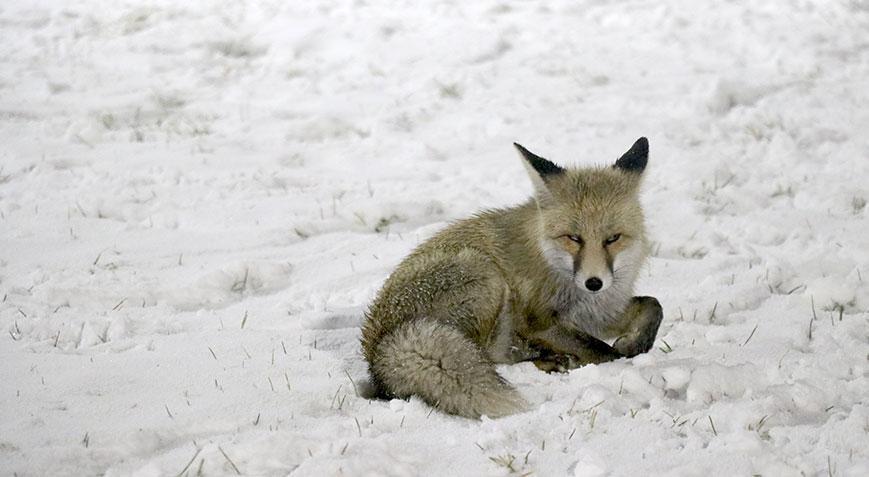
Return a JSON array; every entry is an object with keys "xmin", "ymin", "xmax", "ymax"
[{"xmin": 585, "ymin": 277, "xmax": 603, "ymax": 292}]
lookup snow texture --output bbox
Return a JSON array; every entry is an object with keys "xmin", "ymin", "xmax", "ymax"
[{"xmin": 1, "ymin": 0, "xmax": 868, "ymax": 475}]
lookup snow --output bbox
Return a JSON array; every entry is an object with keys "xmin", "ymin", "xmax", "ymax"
[{"xmin": 1, "ymin": 0, "xmax": 868, "ymax": 475}]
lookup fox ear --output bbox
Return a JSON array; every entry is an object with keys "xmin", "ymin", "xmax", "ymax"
[
  {"xmin": 614, "ymin": 137, "xmax": 649, "ymax": 174},
  {"xmin": 514, "ymin": 143, "xmax": 565, "ymax": 198}
]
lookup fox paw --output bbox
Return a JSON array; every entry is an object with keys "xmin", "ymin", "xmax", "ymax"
[
  {"xmin": 533, "ymin": 355, "xmax": 572, "ymax": 373},
  {"xmin": 613, "ymin": 296, "xmax": 663, "ymax": 357}
]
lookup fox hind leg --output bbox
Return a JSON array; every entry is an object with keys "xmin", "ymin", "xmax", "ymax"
[{"xmin": 613, "ymin": 296, "xmax": 663, "ymax": 357}]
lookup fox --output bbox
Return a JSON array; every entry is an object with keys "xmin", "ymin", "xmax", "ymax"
[{"xmin": 360, "ymin": 137, "xmax": 663, "ymax": 419}]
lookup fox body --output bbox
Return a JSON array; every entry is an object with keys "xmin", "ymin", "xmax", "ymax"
[{"xmin": 361, "ymin": 138, "xmax": 663, "ymax": 419}]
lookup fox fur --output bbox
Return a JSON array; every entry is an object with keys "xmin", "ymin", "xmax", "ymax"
[{"xmin": 361, "ymin": 137, "xmax": 663, "ymax": 419}]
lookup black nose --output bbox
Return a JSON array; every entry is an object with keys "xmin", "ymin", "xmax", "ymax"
[{"xmin": 585, "ymin": 277, "xmax": 603, "ymax": 292}]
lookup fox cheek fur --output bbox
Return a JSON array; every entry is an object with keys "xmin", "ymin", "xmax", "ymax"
[
  {"xmin": 536, "ymin": 237, "xmax": 615, "ymax": 292},
  {"xmin": 538, "ymin": 235, "xmax": 641, "ymax": 294}
]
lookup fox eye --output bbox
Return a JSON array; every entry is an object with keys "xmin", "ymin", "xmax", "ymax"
[
  {"xmin": 566, "ymin": 234, "xmax": 583, "ymax": 244},
  {"xmin": 604, "ymin": 234, "xmax": 621, "ymax": 245}
]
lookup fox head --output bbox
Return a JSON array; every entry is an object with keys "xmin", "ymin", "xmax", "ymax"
[{"xmin": 515, "ymin": 138, "xmax": 649, "ymax": 294}]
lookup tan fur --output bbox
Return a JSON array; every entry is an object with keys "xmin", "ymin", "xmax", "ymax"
[{"xmin": 361, "ymin": 138, "xmax": 662, "ymax": 419}]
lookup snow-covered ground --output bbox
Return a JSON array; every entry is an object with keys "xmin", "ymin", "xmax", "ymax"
[{"xmin": 2, "ymin": 0, "xmax": 868, "ymax": 475}]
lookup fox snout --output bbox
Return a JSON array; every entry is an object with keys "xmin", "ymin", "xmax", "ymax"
[
  {"xmin": 572, "ymin": 241, "xmax": 616, "ymax": 293},
  {"xmin": 574, "ymin": 254, "xmax": 613, "ymax": 293}
]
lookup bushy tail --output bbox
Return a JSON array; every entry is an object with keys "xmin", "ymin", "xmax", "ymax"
[{"xmin": 370, "ymin": 319, "xmax": 526, "ymax": 419}]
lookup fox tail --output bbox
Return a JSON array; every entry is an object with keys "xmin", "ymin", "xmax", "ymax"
[{"xmin": 369, "ymin": 319, "xmax": 526, "ymax": 419}]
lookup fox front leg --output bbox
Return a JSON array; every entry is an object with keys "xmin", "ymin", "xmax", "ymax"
[
  {"xmin": 527, "ymin": 326, "xmax": 622, "ymax": 373},
  {"xmin": 612, "ymin": 296, "xmax": 663, "ymax": 357}
]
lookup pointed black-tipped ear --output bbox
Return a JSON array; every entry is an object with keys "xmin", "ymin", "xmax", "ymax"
[
  {"xmin": 514, "ymin": 143, "xmax": 565, "ymax": 201},
  {"xmin": 514, "ymin": 143, "xmax": 565, "ymax": 179},
  {"xmin": 614, "ymin": 137, "xmax": 649, "ymax": 173}
]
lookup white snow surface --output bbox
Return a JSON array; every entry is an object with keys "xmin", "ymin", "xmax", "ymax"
[{"xmin": 2, "ymin": 0, "xmax": 868, "ymax": 475}]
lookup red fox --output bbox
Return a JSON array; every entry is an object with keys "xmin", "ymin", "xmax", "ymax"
[{"xmin": 361, "ymin": 138, "xmax": 663, "ymax": 419}]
